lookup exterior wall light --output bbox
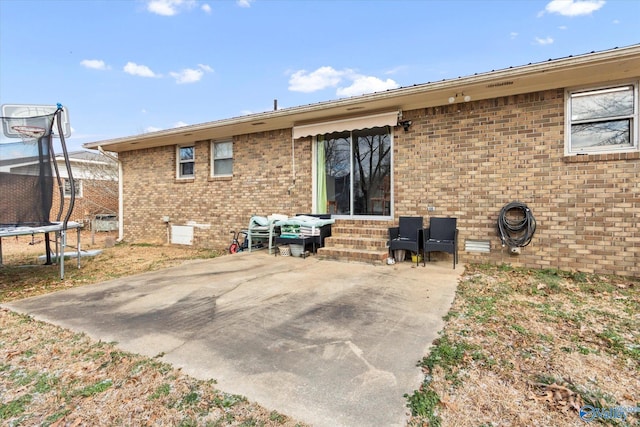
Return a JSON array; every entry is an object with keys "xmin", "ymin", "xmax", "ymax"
[{"xmin": 399, "ymin": 120, "xmax": 412, "ymax": 131}]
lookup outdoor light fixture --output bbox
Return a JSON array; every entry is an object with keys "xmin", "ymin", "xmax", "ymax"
[
  {"xmin": 448, "ymin": 93, "xmax": 472, "ymax": 103},
  {"xmin": 399, "ymin": 120, "xmax": 412, "ymax": 131}
]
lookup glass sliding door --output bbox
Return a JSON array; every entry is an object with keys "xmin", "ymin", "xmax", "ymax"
[
  {"xmin": 320, "ymin": 126, "xmax": 391, "ymax": 217},
  {"xmin": 353, "ymin": 127, "xmax": 391, "ymax": 215},
  {"xmin": 323, "ymin": 131, "xmax": 351, "ymax": 215}
]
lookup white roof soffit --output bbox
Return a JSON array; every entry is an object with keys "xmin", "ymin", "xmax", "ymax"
[
  {"xmin": 292, "ymin": 111, "xmax": 399, "ymax": 139},
  {"xmin": 84, "ymin": 44, "xmax": 640, "ymax": 152}
]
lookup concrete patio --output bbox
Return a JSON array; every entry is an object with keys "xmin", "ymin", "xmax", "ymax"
[{"xmin": 3, "ymin": 252, "xmax": 462, "ymax": 427}]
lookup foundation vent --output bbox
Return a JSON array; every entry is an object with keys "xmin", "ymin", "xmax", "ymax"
[{"xmin": 465, "ymin": 239, "xmax": 491, "ymax": 253}]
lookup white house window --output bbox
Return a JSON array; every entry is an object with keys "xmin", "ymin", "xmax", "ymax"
[
  {"xmin": 177, "ymin": 145, "xmax": 195, "ymax": 178},
  {"xmin": 211, "ymin": 141, "xmax": 232, "ymax": 176},
  {"xmin": 566, "ymin": 83, "xmax": 638, "ymax": 155},
  {"xmin": 63, "ymin": 178, "xmax": 82, "ymax": 198}
]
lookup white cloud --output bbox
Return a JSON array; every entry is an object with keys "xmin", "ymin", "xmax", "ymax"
[
  {"xmin": 288, "ymin": 66, "xmax": 351, "ymax": 93},
  {"xmin": 534, "ymin": 36, "xmax": 554, "ymax": 45},
  {"xmin": 80, "ymin": 59, "xmax": 109, "ymax": 70},
  {"xmin": 169, "ymin": 64, "xmax": 213, "ymax": 84},
  {"xmin": 510, "ymin": 32, "xmax": 519, "ymax": 39},
  {"xmin": 288, "ymin": 66, "xmax": 398, "ymax": 97},
  {"xmin": 144, "ymin": 126, "xmax": 162, "ymax": 133},
  {"xmin": 336, "ymin": 75, "xmax": 399, "ymax": 97},
  {"xmin": 237, "ymin": 0, "xmax": 254, "ymax": 7},
  {"xmin": 173, "ymin": 121, "xmax": 189, "ymax": 128},
  {"xmin": 201, "ymin": 3, "xmax": 211, "ymax": 13},
  {"xmin": 170, "ymin": 69, "xmax": 203, "ymax": 84},
  {"xmin": 124, "ymin": 62, "xmax": 160, "ymax": 78},
  {"xmin": 146, "ymin": 0, "xmax": 196, "ymax": 16},
  {"xmin": 543, "ymin": 0, "xmax": 605, "ymax": 17}
]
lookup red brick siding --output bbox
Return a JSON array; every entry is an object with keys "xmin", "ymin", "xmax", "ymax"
[
  {"xmin": 50, "ymin": 179, "xmax": 118, "ymax": 225},
  {"xmin": 396, "ymin": 89, "xmax": 638, "ymax": 276},
  {"xmin": 120, "ymin": 131, "xmax": 313, "ymax": 249},
  {"xmin": 121, "ymin": 89, "xmax": 639, "ymax": 276}
]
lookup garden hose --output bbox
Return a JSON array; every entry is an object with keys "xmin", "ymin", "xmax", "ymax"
[{"xmin": 497, "ymin": 201, "xmax": 536, "ymax": 247}]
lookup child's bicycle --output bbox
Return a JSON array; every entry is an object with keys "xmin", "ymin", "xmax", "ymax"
[{"xmin": 228, "ymin": 230, "xmax": 248, "ymax": 254}]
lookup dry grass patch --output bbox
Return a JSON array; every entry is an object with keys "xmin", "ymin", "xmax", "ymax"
[
  {"xmin": 0, "ymin": 232, "xmax": 221, "ymax": 302},
  {"xmin": 1, "ymin": 233, "xmax": 306, "ymax": 426},
  {"xmin": 0, "ymin": 309, "xmax": 304, "ymax": 426},
  {"xmin": 406, "ymin": 264, "xmax": 639, "ymax": 426}
]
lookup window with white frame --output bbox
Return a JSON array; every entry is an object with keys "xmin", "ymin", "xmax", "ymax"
[
  {"xmin": 566, "ymin": 82, "xmax": 638, "ymax": 155},
  {"xmin": 177, "ymin": 145, "xmax": 195, "ymax": 178},
  {"xmin": 211, "ymin": 140, "xmax": 233, "ymax": 176},
  {"xmin": 63, "ymin": 178, "xmax": 82, "ymax": 198}
]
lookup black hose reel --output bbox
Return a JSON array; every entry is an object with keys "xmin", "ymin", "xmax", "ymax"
[{"xmin": 497, "ymin": 201, "xmax": 536, "ymax": 251}]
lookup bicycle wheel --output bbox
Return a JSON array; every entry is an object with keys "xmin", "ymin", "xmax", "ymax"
[{"xmin": 229, "ymin": 243, "xmax": 239, "ymax": 254}]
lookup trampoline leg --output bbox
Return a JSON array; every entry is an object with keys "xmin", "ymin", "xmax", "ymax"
[
  {"xmin": 60, "ymin": 231, "xmax": 65, "ymax": 280},
  {"xmin": 77, "ymin": 227, "xmax": 81, "ymax": 269},
  {"xmin": 45, "ymin": 233, "xmax": 52, "ymax": 265}
]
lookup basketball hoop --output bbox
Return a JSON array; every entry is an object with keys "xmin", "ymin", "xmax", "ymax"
[{"xmin": 11, "ymin": 125, "xmax": 46, "ymax": 143}]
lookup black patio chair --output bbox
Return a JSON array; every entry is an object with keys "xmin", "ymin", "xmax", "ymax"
[
  {"xmin": 423, "ymin": 217, "xmax": 458, "ymax": 269},
  {"xmin": 388, "ymin": 216, "xmax": 423, "ymax": 266}
]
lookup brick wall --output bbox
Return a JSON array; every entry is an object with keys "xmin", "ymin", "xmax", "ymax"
[
  {"xmin": 397, "ymin": 89, "xmax": 638, "ymax": 276},
  {"xmin": 120, "ymin": 130, "xmax": 313, "ymax": 249},
  {"xmin": 50, "ymin": 178, "xmax": 118, "ymax": 225},
  {"xmin": 120, "ymin": 89, "xmax": 639, "ymax": 276}
]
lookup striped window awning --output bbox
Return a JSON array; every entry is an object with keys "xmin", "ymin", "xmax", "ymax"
[{"xmin": 292, "ymin": 111, "xmax": 399, "ymax": 139}]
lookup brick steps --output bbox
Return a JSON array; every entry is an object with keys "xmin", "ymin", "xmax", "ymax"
[
  {"xmin": 317, "ymin": 246, "xmax": 388, "ymax": 263},
  {"xmin": 317, "ymin": 219, "xmax": 392, "ymax": 264},
  {"xmin": 325, "ymin": 236, "xmax": 387, "ymax": 251}
]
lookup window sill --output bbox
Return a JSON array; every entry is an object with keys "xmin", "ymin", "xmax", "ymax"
[
  {"xmin": 563, "ymin": 151, "xmax": 640, "ymax": 163},
  {"xmin": 208, "ymin": 175, "xmax": 232, "ymax": 182},
  {"xmin": 175, "ymin": 178, "xmax": 195, "ymax": 183}
]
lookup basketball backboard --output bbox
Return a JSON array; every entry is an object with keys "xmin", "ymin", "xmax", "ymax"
[{"xmin": 1, "ymin": 104, "xmax": 71, "ymax": 138}]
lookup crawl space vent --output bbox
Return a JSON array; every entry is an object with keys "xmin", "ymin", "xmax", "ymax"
[{"xmin": 465, "ymin": 240, "xmax": 491, "ymax": 253}]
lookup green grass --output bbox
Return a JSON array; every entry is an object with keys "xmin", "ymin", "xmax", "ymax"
[
  {"xmin": 149, "ymin": 383, "xmax": 171, "ymax": 400},
  {"xmin": 43, "ymin": 409, "xmax": 71, "ymax": 426},
  {"xmin": 405, "ymin": 388, "xmax": 441, "ymax": 426},
  {"xmin": 404, "ymin": 335, "xmax": 474, "ymax": 425},
  {"xmin": 0, "ymin": 394, "xmax": 32, "ymax": 420},
  {"xmin": 213, "ymin": 393, "xmax": 246, "ymax": 409},
  {"xmin": 269, "ymin": 410, "xmax": 287, "ymax": 423},
  {"xmin": 179, "ymin": 391, "xmax": 200, "ymax": 408},
  {"xmin": 33, "ymin": 372, "xmax": 59, "ymax": 393},
  {"xmin": 72, "ymin": 379, "xmax": 113, "ymax": 397}
]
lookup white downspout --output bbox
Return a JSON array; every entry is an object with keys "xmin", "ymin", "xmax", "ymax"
[{"xmin": 98, "ymin": 146, "xmax": 124, "ymax": 242}]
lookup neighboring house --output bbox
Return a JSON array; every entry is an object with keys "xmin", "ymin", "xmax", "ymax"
[
  {"xmin": 85, "ymin": 45, "xmax": 640, "ymax": 277},
  {"xmin": 50, "ymin": 150, "xmax": 119, "ymax": 226}
]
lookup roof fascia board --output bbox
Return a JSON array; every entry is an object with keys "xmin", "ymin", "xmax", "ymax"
[{"xmin": 85, "ymin": 45, "xmax": 640, "ymax": 152}]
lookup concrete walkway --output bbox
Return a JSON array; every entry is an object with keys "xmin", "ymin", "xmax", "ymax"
[{"xmin": 3, "ymin": 252, "xmax": 462, "ymax": 427}]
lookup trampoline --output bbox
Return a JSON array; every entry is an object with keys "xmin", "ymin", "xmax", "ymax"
[{"xmin": 0, "ymin": 104, "xmax": 80, "ymax": 279}]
